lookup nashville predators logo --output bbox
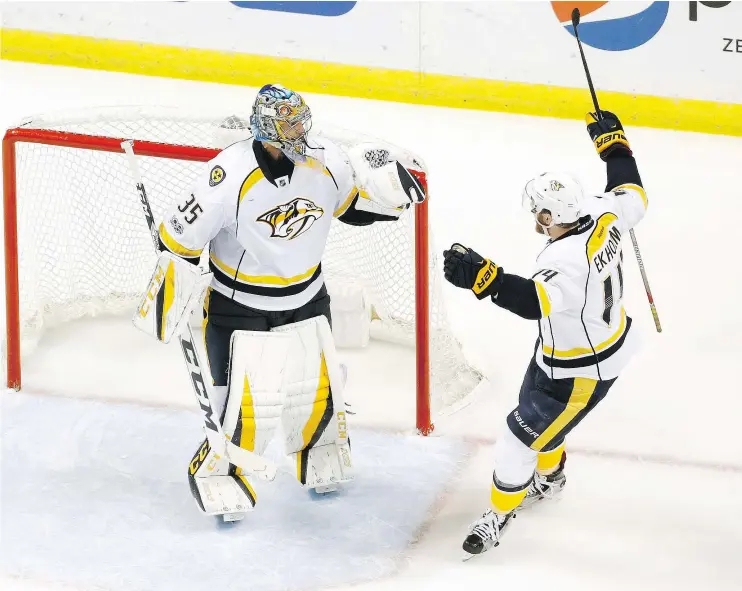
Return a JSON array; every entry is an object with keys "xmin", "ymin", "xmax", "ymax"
[
  {"xmin": 550, "ymin": 180, "xmax": 565, "ymax": 191},
  {"xmin": 209, "ymin": 166, "xmax": 225, "ymax": 187},
  {"xmin": 257, "ymin": 197, "xmax": 324, "ymax": 240}
]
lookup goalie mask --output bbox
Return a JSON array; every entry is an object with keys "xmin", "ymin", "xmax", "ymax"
[
  {"xmin": 250, "ymin": 84, "xmax": 312, "ymax": 157},
  {"xmin": 522, "ymin": 172, "xmax": 583, "ymax": 229}
]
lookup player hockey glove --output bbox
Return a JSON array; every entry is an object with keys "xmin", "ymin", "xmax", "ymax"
[
  {"xmin": 586, "ymin": 110, "xmax": 632, "ymax": 160},
  {"xmin": 443, "ymin": 243, "xmax": 502, "ymax": 300}
]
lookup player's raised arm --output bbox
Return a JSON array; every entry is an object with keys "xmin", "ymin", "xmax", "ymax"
[{"xmin": 586, "ymin": 110, "xmax": 647, "ymax": 230}]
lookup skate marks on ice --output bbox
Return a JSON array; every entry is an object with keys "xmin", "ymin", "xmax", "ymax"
[{"xmin": 0, "ymin": 392, "xmax": 470, "ymax": 591}]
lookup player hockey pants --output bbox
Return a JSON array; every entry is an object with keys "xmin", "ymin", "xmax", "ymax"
[
  {"xmin": 202, "ymin": 284, "xmax": 332, "ymax": 389},
  {"xmin": 506, "ymin": 355, "xmax": 616, "ymax": 453}
]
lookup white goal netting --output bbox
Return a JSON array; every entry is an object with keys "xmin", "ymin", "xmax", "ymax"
[{"xmin": 6, "ymin": 107, "xmax": 482, "ymax": 415}]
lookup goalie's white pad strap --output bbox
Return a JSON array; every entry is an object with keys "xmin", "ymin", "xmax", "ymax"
[
  {"xmin": 133, "ymin": 251, "xmax": 212, "ymax": 343},
  {"xmin": 347, "ymin": 141, "xmax": 428, "ymax": 209}
]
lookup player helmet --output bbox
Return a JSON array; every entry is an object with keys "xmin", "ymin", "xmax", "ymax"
[
  {"xmin": 522, "ymin": 172, "xmax": 584, "ymax": 228},
  {"xmin": 250, "ymin": 84, "xmax": 312, "ymax": 156}
]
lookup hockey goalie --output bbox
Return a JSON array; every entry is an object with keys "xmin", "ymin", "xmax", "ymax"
[{"xmin": 133, "ymin": 83, "xmax": 428, "ymax": 522}]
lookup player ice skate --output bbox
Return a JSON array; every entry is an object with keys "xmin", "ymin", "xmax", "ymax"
[
  {"xmin": 133, "ymin": 84, "xmax": 428, "ymax": 522},
  {"xmin": 443, "ymin": 110, "xmax": 647, "ymax": 557}
]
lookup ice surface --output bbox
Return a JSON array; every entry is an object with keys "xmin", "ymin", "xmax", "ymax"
[{"xmin": 1, "ymin": 392, "xmax": 470, "ymax": 591}]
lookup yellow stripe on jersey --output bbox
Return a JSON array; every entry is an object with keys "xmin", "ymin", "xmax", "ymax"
[
  {"xmin": 209, "ymin": 252, "xmax": 318, "ymax": 286},
  {"xmin": 543, "ymin": 307, "xmax": 627, "ymax": 359},
  {"xmin": 532, "ymin": 378, "xmax": 597, "ymax": 451},
  {"xmin": 587, "ymin": 213, "xmax": 619, "ymax": 262},
  {"xmin": 158, "ymin": 223, "xmax": 203, "ymax": 258},
  {"xmin": 239, "ymin": 167, "xmax": 265, "ymax": 203},
  {"xmin": 334, "ymin": 185, "xmax": 359, "ymax": 217},
  {"xmin": 534, "ymin": 281, "xmax": 551, "ymax": 318},
  {"xmin": 614, "ymin": 183, "xmax": 648, "ymax": 209}
]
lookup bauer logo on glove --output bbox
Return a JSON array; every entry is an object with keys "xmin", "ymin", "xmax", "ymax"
[
  {"xmin": 585, "ymin": 110, "xmax": 631, "ymax": 160},
  {"xmin": 443, "ymin": 243, "xmax": 502, "ymax": 300}
]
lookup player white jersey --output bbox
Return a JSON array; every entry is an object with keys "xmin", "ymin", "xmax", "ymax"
[
  {"xmin": 158, "ymin": 138, "xmax": 357, "ymax": 311},
  {"xmin": 531, "ymin": 183, "xmax": 647, "ymax": 380}
]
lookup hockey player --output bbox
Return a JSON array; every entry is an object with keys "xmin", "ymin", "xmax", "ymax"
[
  {"xmin": 442, "ymin": 110, "xmax": 647, "ymax": 556},
  {"xmin": 135, "ymin": 84, "xmax": 428, "ymax": 521}
]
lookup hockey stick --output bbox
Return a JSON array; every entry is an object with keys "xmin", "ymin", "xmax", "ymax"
[
  {"xmin": 121, "ymin": 140, "xmax": 277, "ymax": 480},
  {"xmin": 571, "ymin": 9, "xmax": 662, "ymax": 333}
]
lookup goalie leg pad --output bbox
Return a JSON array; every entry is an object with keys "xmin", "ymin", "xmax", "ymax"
[
  {"xmin": 271, "ymin": 316, "xmax": 353, "ymax": 488},
  {"xmin": 187, "ymin": 438, "xmax": 257, "ymax": 516},
  {"xmin": 222, "ymin": 329, "xmax": 293, "ymax": 456},
  {"xmin": 133, "ymin": 251, "xmax": 212, "ymax": 343}
]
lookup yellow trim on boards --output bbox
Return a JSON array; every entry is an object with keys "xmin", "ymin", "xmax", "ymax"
[{"xmin": 2, "ymin": 28, "xmax": 742, "ymax": 137}]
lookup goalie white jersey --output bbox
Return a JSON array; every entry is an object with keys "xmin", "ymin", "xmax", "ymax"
[
  {"xmin": 158, "ymin": 138, "xmax": 359, "ymax": 311},
  {"xmin": 531, "ymin": 183, "xmax": 648, "ymax": 380}
]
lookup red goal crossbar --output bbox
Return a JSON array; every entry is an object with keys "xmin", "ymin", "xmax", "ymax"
[{"xmin": 2, "ymin": 127, "xmax": 433, "ymax": 434}]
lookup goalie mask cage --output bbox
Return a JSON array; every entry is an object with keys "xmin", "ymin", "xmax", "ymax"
[{"xmin": 2, "ymin": 108, "xmax": 482, "ymax": 434}]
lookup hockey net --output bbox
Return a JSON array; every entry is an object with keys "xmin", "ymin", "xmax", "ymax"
[{"xmin": 2, "ymin": 107, "xmax": 483, "ymax": 432}]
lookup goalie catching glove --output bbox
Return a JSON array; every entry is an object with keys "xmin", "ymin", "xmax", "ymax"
[
  {"xmin": 347, "ymin": 142, "xmax": 428, "ymax": 210},
  {"xmin": 443, "ymin": 244, "xmax": 502, "ymax": 300},
  {"xmin": 133, "ymin": 251, "xmax": 212, "ymax": 343}
]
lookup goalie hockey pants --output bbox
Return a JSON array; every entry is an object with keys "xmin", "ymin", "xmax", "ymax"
[
  {"xmin": 506, "ymin": 355, "xmax": 616, "ymax": 453},
  {"xmin": 202, "ymin": 284, "xmax": 332, "ymax": 389}
]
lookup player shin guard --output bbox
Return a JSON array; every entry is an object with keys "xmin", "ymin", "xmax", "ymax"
[
  {"xmin": 273, "ymin": 316, "xmax": 352, "ymax": 492},
  {"xmin": 487, "ymin": 426, "xmax": 537, "ymax": 513}
]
